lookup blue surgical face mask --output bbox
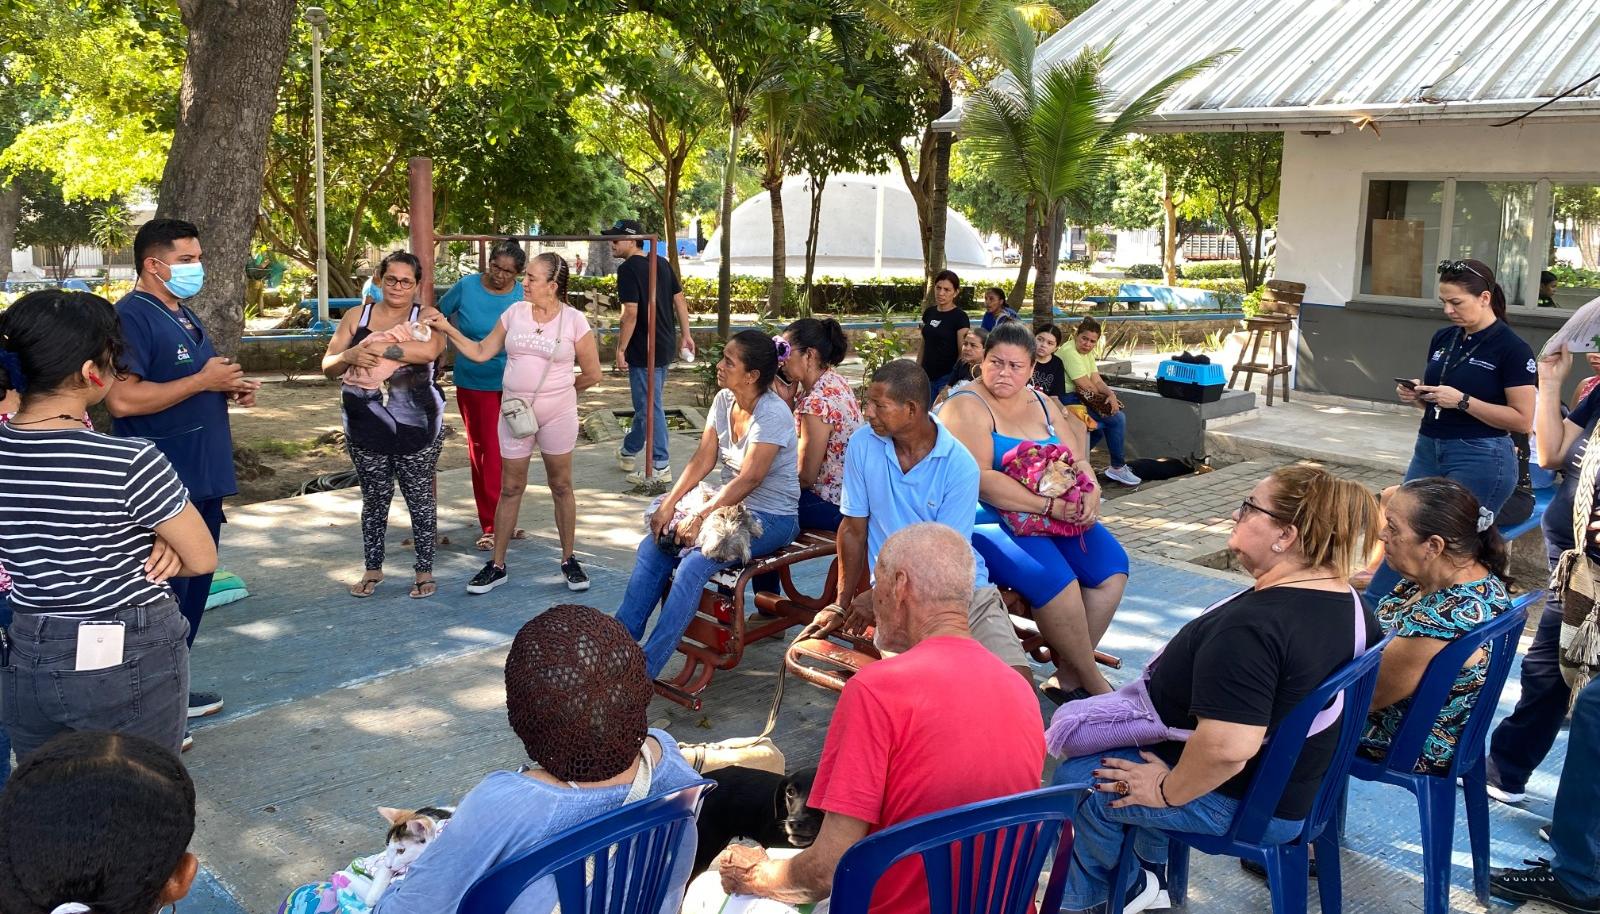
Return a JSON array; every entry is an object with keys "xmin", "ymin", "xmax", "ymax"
[{"xmin": 160, "ymin": 261, "xmax": 205, "ymax": 299}]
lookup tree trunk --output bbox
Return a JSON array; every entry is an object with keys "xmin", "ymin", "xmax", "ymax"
[
  {"xmin": 1031, "ymin": 204, "xmax": 1065, "ymax": 330},
  {"xmin": 1161, "ymin": 171, "xmax": 1179, "ymax": 285},
  {"xmin": 157, "ymin": 0, "xmax": 294, "ymax": 356},
  {"xmin": 717, "ymin": 116, "xmax": 740, "ymax": 339},
  {"xmin": 923, "ymin": 78, "xmax": 954, "ymax": 305},
  {"xmin": 664, "ymin": 157, "xmax": 682, "ymax": 279},
  {"xmin": 588, "ymin": 239, "xmax": 615, "ymax": 277},
  {"xmin": 1221, "ymin": 207, "xmax": 1258, "ymax": 288},
  {"xmin": 0, "ymin": 179, "xmax": 19, "ymax": 276},
  {"xmin": 766, "ymin": 174, "xmax": 786, "ymax": 320},
  {"xmin": 1008, "ymin": 198, "xmax": 1036, "ymax": 311},
  {"xmin": 802, "ymin": 173, "xmax": 826, "ymax": 318}
]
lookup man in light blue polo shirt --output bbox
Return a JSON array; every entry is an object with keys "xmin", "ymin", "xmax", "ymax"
[{"xmin": 817, "ymin": 359, "xmax": 1031, "ymax": 681}]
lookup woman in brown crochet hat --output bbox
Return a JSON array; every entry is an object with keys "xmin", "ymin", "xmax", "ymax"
[{"xmin": 364, "ymin": 605, "xmax": 704, "ymax": 914}]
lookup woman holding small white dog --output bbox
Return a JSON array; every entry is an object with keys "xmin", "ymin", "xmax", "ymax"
[
  {"xmin": 424, "ymin": 252, "xmax": 602, "ymax": 595},
  {"xmin": 615, "ymin": 331, "xmax": 801, "ymax": 678}
]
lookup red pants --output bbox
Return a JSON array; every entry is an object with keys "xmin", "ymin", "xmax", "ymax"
[{"xmin": 456, "ymin": 387, "xmax": 504, "ymax": 534}]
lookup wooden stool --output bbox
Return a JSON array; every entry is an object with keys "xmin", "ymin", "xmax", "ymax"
[{"xmin": 1230, "ymin": 315, "xmax": 1294, "ymax": 406}]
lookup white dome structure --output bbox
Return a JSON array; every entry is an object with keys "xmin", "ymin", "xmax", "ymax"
[{"xmin": 702, "ymin": 173, "xmax": 990, "ymax": 276}]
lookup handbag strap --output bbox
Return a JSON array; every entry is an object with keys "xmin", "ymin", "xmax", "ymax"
[
  {"xmin": 521, "ymin": 305, "xmax": 566, "ymax": 399},
  {"xmin": 1551, "ymin": 420, "xmax": 1600, "ymax": 591}
]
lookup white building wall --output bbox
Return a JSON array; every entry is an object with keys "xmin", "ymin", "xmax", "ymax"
[{"xmin": 1276, "ymin": 121, "xmax": 1600, "ymax": 305}]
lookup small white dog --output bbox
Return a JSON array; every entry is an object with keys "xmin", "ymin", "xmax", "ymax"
[{"xmin": 645, "ymin": 485, "xmax": 765, "ymax": 565}]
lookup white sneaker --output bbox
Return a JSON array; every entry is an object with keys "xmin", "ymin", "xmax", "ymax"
[
  {"xmin": 616, "ymin": 446, "xmax": 636, "ymax": 473},
  {"xmin": 1105, "ymin": 465, "xmax": 1143, "ymax": 486},
  {"xmin": 1122, "ymin": 870, "xmax": 1162, "ymax": 914},
  {"xmin": 1486, "ymin": 783, "xmax": 1527, "ymax": 804},
  {"xmin": 627, "ymin": 465, "xmax": 672, "ymax": 486}
]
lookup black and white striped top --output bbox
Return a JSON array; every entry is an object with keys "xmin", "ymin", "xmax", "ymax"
[{"xmin": 0, "ymin": 423, "xmax": 190, "ymax": 616}]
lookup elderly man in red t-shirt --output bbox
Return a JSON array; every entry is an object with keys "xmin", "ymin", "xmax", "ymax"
[{"xmin": 716, "ymin": 522, "xmax": 1045, "ymax": 912}]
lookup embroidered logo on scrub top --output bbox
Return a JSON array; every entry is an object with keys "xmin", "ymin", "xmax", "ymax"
[
  {"xmin": 1431, "ymin": 348, "xmax": 1444, "ymax": 362},
  {"xmin": 1527, "ymin": 359, "xmax": 1538, "ymax": 374},
  {"xmin": 176, "ymin": 345, "xmax": 193, "ymax": 365}
]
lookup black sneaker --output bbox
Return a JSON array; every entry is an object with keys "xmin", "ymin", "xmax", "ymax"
[
  {"xmin": 466, "ymin": 561, "xmax": 508, "ymax": 594},
  {"xmin": 1241, "ymin": 854, "xmax": 1320, "ymax": 880},
  {"xmin": 561, "ymin": 556, "xmax": 590, "ymax": 592},
  {"xmin": 1491, "ymin": 859, "xmax": 1600, "ymax": 914},
  {"xmin": 187, "ymin": 690, "xmax": 224, "ymax": 719}
]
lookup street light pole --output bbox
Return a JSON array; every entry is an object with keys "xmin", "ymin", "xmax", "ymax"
[{"xmin": 304, "ymin": 6, "xmax": 330, "ymax": 331}]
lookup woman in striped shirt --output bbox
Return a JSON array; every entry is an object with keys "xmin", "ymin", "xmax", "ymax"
[{"xmin": 0, "ymin": 289, "xmax": 217, "ymax": 764}]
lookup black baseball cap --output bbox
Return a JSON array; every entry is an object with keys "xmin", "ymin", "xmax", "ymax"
[{"xmin": 601, "ymin": 219, "xmax": 646, "ymax": 237}]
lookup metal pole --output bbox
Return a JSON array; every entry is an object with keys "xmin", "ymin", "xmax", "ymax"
[
  {"xmin": 644, "ymin": 234, "xmax": 658, "ymax": 481},
  {"xmin": 305, "ymin": 7, "xmax": 330, "ymax": 329},
  {"xmin": 408, "ymin": 158, "xmax": 435, "ymax": 307}
]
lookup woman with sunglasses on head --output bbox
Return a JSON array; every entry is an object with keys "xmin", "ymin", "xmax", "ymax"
[
  {"xmin": 321, "ymin": 251, "xmax": 448, "ymax": 600},
  {"xmin": 1369, "ymin": 259, "xmax": 1536, "ymax": 600},
  {"xmin": 425, "ymin": 253, "xmax": 603, "ymax": 595},
  {"xmin": 941, "ymin": 321, "xmax": 1130, "ymax": 703}
]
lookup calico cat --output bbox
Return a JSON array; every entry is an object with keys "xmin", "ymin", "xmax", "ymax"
[{"xmin": 364, "ymin": 806, "xmax": 454, "ymax": 906}]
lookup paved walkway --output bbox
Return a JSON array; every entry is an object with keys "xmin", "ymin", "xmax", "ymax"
[
  {"xmin": 166, "ymin": 422, "xmax": 1566, "ymax": 914},
  {"xmin": 1207, "ymin": 397, "xmax": 1420, "ymax": 474}
]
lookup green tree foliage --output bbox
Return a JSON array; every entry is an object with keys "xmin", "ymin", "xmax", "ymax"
[
  {"xmin": 0, "ymin": 0, "xmax": 181, "ymax": 201},
  {"xmin": 959, "ymin": 10, "xmax": 1210, "ymax": 324},
  {"xmin": 15, "ymin": 172, "xmax": 110, "ymax": 279},
  {"xmin": 257, "ymin": 0, "xmax": 625, "ymax": 296},
  {"xmin": 1139, "ymin": 132, "xmax": 1281, "ymax": 287},
  {"xmin": 648, "ymin": 0, "xmax": 832, "ymax": 337}
]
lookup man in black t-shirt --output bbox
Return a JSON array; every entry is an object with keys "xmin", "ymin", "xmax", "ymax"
[{"xmin": 603, "ymin": 219, "xmax": 695, "ymax": 483}]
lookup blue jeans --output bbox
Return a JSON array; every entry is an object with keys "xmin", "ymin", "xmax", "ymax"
[
  {"xmin": 166, "ymin": 496, "xmax": 224, "ymax": 649},
  {"xmin": 622, "ymin": 366, "xmax": 671, "ymax": 468},
  {"xmin": 1552, "ymin": 676, "xmax": 1600, "ymax": 899},
  {"xmin": 1367, "ymin": 434, "xmax": 1517, "ymax": 600},
  {"xmin": 616, "ymin": 510, "xmax": 800, "ymax": 678},
  {"xmin": 1487, "ymin": 546, "xmax": 1571, "ymax": 793},
  {"xmin": 1063, "ymin": 394, "xmax": 1129, "ymax": 468},
  {"xmin": 1052, "ymin": 748, "xmax": 1302, "ymax": 911}
]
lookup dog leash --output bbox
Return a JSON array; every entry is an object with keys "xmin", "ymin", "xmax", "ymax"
[{"xmin": 679, "ymin": 626, "xmax": 802, "ymax": 770}]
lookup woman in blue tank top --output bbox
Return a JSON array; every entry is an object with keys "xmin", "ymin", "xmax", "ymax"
[{"xmin": 940, "ymin": 321, "xmax": 1130, "ymax": 702}]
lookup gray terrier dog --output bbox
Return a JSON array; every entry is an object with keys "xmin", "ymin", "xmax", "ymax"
[{"xmin": 696, "ymin": 503, "xmax": 764, "ymax": 565}]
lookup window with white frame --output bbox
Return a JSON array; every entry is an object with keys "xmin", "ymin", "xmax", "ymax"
[{"xmin": 1360, "ymin": 176, "xmax": 1599, "ymax": 310}]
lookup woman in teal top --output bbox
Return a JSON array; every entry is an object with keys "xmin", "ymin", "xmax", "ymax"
[
  {"xmin": 437, "ymin": 240, "xmax": 526, "ymax": 550},
  {"xmin": 940, "ymin": 321, "xmax": 1130, "ymax": 704},
  {"xmin": 1361, "ymin": 476, "xmax": 1511, "ymax": 772}
]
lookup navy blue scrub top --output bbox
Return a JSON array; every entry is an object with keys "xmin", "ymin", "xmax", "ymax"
[
  {"xmin": 112, "ymin": 290, "xmax": 238, "ymax": 501},
  {"xmin": 1418, "ymin": 320, "xmax": 1536, "ymax": 440}
]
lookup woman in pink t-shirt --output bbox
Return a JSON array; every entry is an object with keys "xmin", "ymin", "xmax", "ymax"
[{"xmin": 426, "ymin": 252, "xmax": 602, "ymax": 593}]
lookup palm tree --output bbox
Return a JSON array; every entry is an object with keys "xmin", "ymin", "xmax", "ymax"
[
  {"xmin": 859, "ymin": 0, "xmax": 1074, "ymax": 302},
  {"xmin": 960, "ymin": 9, "xmax": 1215, "ymax": 325}
]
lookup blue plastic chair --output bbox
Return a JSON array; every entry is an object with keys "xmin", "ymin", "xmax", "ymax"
[
  {"xmin": 1335, "ymin": 595, "xmax": 1531, "ymax": 914},
  {"xmin": 1108, "ymin": 633, "xmax": 1394, "ymax": 914},
  {"xmin": 456, "ymin": 780, "xmax": 713, "ymax": 914},
  {"xmin": 829, "ymin": 784, "xmax": 1085, "ymax": 914}
]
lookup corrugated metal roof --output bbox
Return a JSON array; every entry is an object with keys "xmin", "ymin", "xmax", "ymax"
[{"xmin": 942, "ymin": 0, "xmax": 1600, "ymax": 131}]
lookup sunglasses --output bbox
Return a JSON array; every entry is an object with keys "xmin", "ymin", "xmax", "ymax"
[{"xmin": 1437, "ymin": 260, "xmax": 1491, "ymax": 283}]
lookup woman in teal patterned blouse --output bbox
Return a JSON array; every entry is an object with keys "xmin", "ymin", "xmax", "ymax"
[{"xmin": 1361, "ymin": 476, "xmax": 1513, "ymax": 772}]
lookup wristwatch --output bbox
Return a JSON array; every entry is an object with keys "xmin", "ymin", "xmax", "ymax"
[{"xmin": 1457, "ymin": 394, "xmax": 1472, "ymax": 412}]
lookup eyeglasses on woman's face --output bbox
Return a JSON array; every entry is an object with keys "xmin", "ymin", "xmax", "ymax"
[
  {"xmin": 1237, "ymin": 497, "xmax": 1290, "ymax": 523},
  {"xmin": 487, "ymin": 260, "xmax": 519, "ymax": 277},
  {"xmin": 382, "ymin": 275, "xmax": 417, "ymax": 289}
]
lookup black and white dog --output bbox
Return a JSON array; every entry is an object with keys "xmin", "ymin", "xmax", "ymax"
[{"xmin": 693, "ymin": 766, "xmax": 822, "ymax": 875}]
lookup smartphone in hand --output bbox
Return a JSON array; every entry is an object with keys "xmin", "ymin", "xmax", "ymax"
[{"xmin": 1394, "ymin": 377, "xmax": 1419, "ymax": 390}]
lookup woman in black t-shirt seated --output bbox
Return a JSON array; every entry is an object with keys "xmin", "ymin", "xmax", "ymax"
[
  {"xmin": 1367, "ymin": 259, "xmax": 1536, "ymax": 600},
  {"xmin": 1049, "ymin": 466, "xmax": 1381, "ymax": 914}
]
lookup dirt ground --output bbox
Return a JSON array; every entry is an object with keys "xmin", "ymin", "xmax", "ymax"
[{"xmin": 224, "ymin": 368, "xmax": 708, "ymax": 507}]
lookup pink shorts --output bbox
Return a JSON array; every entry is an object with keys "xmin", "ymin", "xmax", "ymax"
[{"xmin": 499, "ymin": 389, "xmax": 579, "ymax": 459}]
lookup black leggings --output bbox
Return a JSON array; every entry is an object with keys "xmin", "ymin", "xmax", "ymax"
[{"xmin": 348, "ymin": 435, "xmax": 443, "ymax": 574}]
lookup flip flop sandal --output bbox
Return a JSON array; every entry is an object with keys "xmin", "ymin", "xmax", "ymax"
[
  {"xmin": 475, "ymin": 532, "xmax": 495, "ymax": 551},
  {"xmin": 410, "ymin": 576, "xmax": 437, "ymax": 599},
  {"xmin": 349, "ymin": 573, "xmax": 383, "ymax": 598},
  {"xmin": 1040, "ymin": 682, "xmax": 1093, "ymax": 706}
]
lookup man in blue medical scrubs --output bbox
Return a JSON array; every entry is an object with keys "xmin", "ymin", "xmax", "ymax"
[{"xmin": 105, "ymin": 218, "xmax": 260, "ymax": 748}]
